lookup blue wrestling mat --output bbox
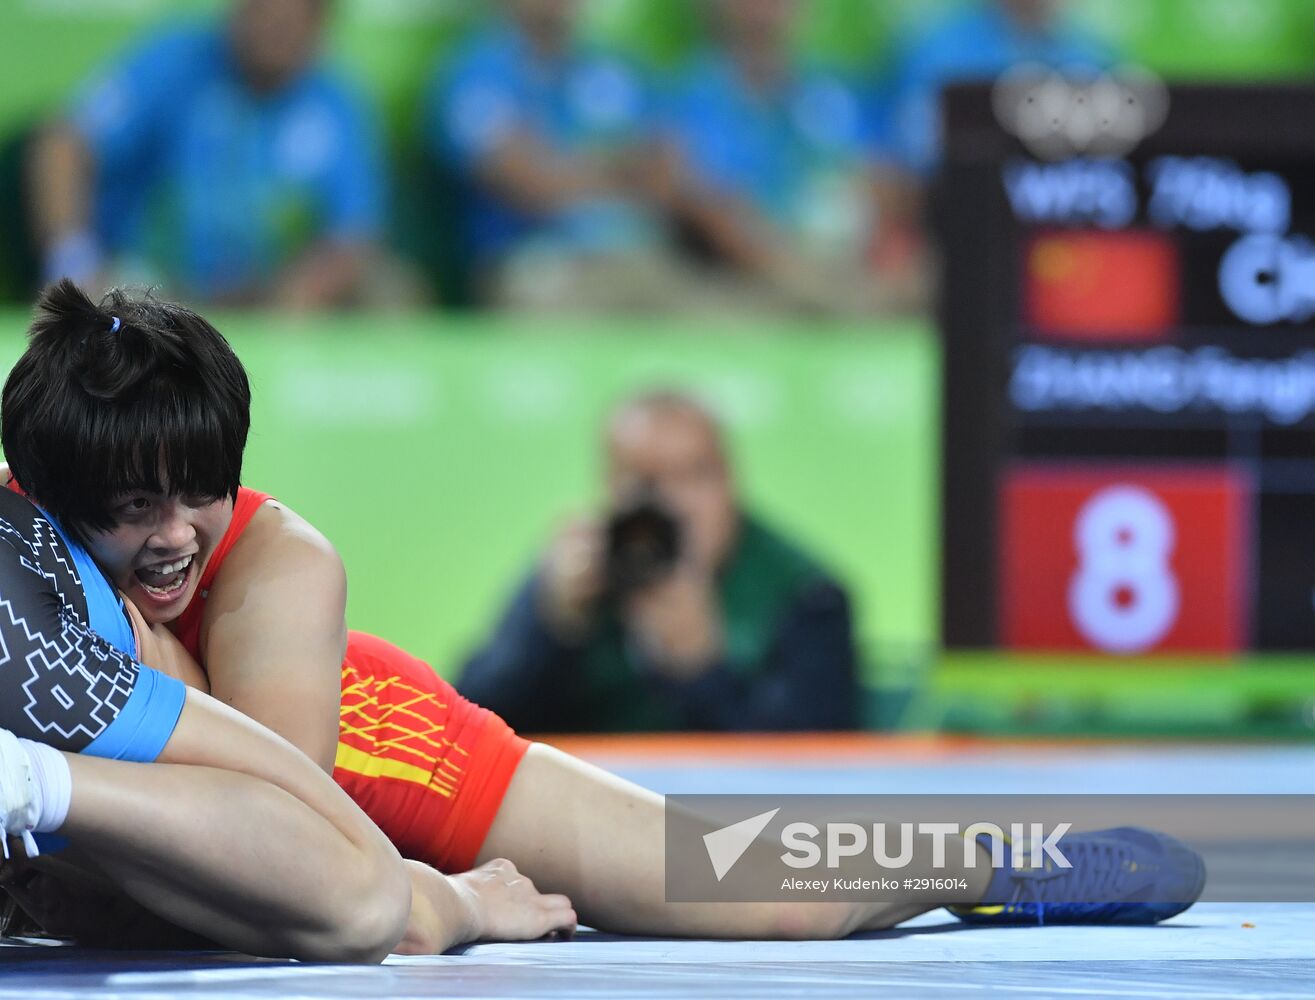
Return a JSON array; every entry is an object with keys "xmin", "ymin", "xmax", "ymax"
[{"xmin": 3, "ymin": 737, "xmax": 1313, "ymax": 999}]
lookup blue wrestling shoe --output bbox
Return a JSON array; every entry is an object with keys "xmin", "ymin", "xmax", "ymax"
[{"xmin": 950, "ymin": 826, "xmax": 1205, "ymax": 926}]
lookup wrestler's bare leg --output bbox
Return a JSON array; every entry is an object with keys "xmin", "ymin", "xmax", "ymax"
[
  {"xmin": 8, "ymin": 690, "xmax": 412, "ymax": 962},
  {"xmin": 479, "ymin": 744, "xmax": 990, "ymax": 939}
]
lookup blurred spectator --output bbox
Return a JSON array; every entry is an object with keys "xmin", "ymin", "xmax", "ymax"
[
  {"xmin": 662, "ymin": 0, "xmax": 905, "ymax": 315},
  {"xmin": 882, "ymin": 0, "xmax": 1112, "ymax": 176},
  {"xmin": 871, "ymin": 0, "xmax": 1112, "ymax": 285},
  {"xmin": 458, "ymin": 389, "xmax": 859, "ymax": 732},
  {"xmin": 423, "ymin": 0, "xmax": 675, "ymax": 311},
  {"xmin": 27, "ymin": 0, "xmax": 389, "ymax": 309}
]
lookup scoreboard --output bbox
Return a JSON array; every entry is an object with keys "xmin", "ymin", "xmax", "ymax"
[{"xmin": 939, "ymin": 83, "xmax": 1315, "ymax": 654}]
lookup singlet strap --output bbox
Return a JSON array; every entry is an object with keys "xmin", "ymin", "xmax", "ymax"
[{"xmin": 194, "ymin": 487, "xmax": 274, "ymax": 596}]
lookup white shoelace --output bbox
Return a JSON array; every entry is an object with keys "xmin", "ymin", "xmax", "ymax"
[{"xmin": 0, "ymin": 729, "xmax": 40, "ymax": 861}]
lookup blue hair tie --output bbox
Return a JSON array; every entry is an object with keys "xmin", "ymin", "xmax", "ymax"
[{"xmin": 109, "ymin": 316, "xmax": 121, "ymax": 334}]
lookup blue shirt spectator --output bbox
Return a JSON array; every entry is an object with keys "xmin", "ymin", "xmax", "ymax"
[
  {"xmin": 665, "ymin": 49, "xmax": 868, "ymax": 239},
  {"xmin": 647, "ymin": 0, "xmax": 886, "ymax": 316},
  {"xmin": 424, "ymin": 17, "xmax": 657, "ymax": 264},
  {"xmin": 38, "ymin": 2, "xmax": 384, "ymax": 307},
  {"xmin": 882, "ymin": 0, "xmax": 1111, "ymax": 175}
]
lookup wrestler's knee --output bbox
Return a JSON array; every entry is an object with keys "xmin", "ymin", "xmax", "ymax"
[{"xmin": 308, "ymin": 851, "xmax": 411, "ymax": 963}]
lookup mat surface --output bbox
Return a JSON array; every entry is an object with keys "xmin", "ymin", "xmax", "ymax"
[{"xmin": 4, "ymin": 737, "xmax": 1312, "ymax": 999}]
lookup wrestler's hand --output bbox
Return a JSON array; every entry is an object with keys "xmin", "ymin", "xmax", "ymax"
[{"xmin": 451, "ymin": 858, "xmax": 577, "ymax": 944}]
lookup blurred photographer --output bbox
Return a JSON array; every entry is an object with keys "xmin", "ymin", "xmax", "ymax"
[{"xmin": 458, "ymin": 390, "xmax": 858, "ymax": 732}]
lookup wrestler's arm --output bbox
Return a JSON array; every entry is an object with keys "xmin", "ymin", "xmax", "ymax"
[
  {"xmin": 158, "ymin": 518, "xmax": 580, "ymax": 948},
  {"xmin": 197, "ymin": 501, "xmax": 345, "ymax": 773}
]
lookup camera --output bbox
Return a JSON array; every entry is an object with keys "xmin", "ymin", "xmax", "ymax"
[{"xmin": 605, "ymin": 489, "xmax": 682, "ymax": 596}]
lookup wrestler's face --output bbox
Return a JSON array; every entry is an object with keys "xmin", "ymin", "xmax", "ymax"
[{"xmin": 86, "ymin": 488, "xmax": 235, "ymax": 626}]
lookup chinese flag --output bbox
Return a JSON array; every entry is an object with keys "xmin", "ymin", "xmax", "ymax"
[{"xmin": 1024, "ymin": 230, "xmax": 1179, "ymax": 341}]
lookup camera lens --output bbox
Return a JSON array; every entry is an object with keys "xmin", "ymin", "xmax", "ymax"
[{"xmin": 605, "ymin": 494, "xmax": 681, "ymax": 595}]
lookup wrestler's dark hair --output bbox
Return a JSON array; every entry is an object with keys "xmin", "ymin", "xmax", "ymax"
[{"xmin": 1, "ymin": 279, "xmax": 250, "ymax": 545}]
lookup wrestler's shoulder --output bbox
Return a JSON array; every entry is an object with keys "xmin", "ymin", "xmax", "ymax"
[{"xmin": 225, "ymin": 496, "xmax": 344, "ymax": 579}]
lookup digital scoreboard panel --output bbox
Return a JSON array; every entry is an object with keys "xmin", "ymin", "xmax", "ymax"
[{"xmin": 939, "ymin": 84, "xmax": 1315, "ymax": 655}]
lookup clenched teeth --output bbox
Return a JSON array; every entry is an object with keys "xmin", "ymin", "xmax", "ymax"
[{"xmin": 144, "ymin": 555, "xmax": 193, "ymax": 576}]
